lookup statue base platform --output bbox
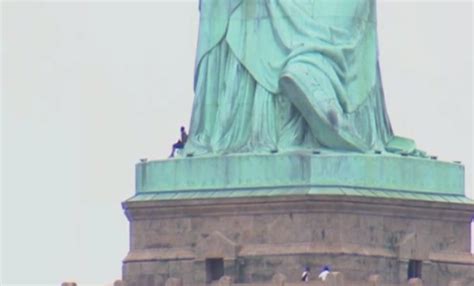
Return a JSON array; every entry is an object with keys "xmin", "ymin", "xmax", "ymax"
[
  {"xmin": 131, "ymin": 152, "xmax": 469, "ymax": 203},
  {"xmin": 122, "ymin": 153, "xmax": 474, "ymax": 285}
]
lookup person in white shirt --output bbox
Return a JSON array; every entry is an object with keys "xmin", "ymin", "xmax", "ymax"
[{"xmin": 318, "ymin": 265, "xmax": 331, "ymax": 281}]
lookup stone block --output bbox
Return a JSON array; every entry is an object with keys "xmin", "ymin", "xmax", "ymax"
[
  {"xmin": 164, "ymin": 277, "xmax": 182, "ymax": 286},
  {"xmin": 448, "ymin": 280, "xmax": 464, "ymax": 286},
  {"xmin": 326, "ymin": 272, "xmax": 344, "ymax": 286},
  {"xmin": 218, "ymin": 275, "xmax": 233, "ymax": 286},
  {"xmin": 397, "ymin": 233, "xmax": 430, "ymax": 261},
  {"xmin": 266, "ymin": 215, "xmax": 298, "ymax": 244},
  {"xmin": 220, "ymin": 215, "xmax": 255, "ymax": 243},
  {"xmin": 135, "ymin": 274, "xmax": 156, "ymax": 286},
  {"xmin": 192, "ymin": 260, "xmax": 207, "ymax": 284},
  {"xmin": 368, "ymin": 274, "xmax": 380, "ymax": 286},
  {"xmin": 139, "ymin": 260, "xmax": 167, "ymax": 275},
  {"xmin": 142, "ymin": 218, "xmax": 191, "ymax": 248},
  {"xmin": 272, "ymin": 273, "xmax": 286, "ymax": 286},
  {"xmin": 223, "ymin": 259, "xmax": 238, "ymax": 279},
  {"xmin": 113, "ymin": 280, "xmax": 125, "ymax": 286},
  {"xmin": 407, "ymin": 278, "xmax": 423, "ymax": 286},
  {"xmin": 195, "ymin": 231, "xmax": 238, "ymax": 260},
  {"xmin": 244, "ymin": 256, "xmax": 278, "ymax": 282}
]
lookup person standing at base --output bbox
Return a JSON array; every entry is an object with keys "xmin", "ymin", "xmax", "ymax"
[
  {"xmin": 301, "ymin": 266, "xmax": 310, "ymax": 282},
  {"xmin": 169, "ymin": 126, "xmax": 188, "ymax": 158},
  {"xmin": 318, "ymin": 265, "xmax": 331, "ymax": 281}
]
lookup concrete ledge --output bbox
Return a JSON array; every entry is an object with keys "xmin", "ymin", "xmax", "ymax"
[
  {"xmin": 429, "ymin": 252, "xmax": 474, "ymax": 265},
  {"xmin": 239, "ymin": 242, "xmax": 396, "ymax": 258},
  {"xmin": 123, "ymin": 241, "xmax": 474, "ymax": 267},
  {"xmin": 134, "ymin": 153, "xmax": 467, "ymax": 202},
  {"xmin": 124, "ymin": 194, "xmax": 474, "ymax": 222},
  {"xmin": 124, "ymin": 247, "xmax": 194, "ymax": 262}
]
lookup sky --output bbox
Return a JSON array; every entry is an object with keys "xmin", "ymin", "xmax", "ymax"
[{"xmin": 1, "ymin": 0, "xmax": 473, "ymax": 285}]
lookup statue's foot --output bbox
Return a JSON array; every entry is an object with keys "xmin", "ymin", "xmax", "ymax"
[
  {"xmin": 385, "ymin": 136, "xmax": 417, "ymax": 154},
  {"xmin": 279, "ymin": 72, "xmax": 368, "ymax": 152}
]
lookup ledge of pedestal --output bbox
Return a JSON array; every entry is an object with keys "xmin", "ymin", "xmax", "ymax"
[{"xmin": 128, "ymin": 153, "xmax": 470, "ymax": 204}]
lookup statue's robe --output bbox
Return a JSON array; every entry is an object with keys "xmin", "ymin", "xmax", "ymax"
[{"xmin": 186, "ymin": 0, "xmax": 416, "ymax": 155}]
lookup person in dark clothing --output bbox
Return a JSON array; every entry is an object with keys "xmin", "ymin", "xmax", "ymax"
[
  {"xmin": 301, "ymin": 266, "xmax": 310, "ymax": 282},
  {"xmin": 169, "ymin": 126, "xmax": 188, "ymax": 158}
]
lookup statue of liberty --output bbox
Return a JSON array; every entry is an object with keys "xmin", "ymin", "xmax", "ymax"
[{"xmin": 184, "ymin": 0, "xmax": 418, "ymax": 156}]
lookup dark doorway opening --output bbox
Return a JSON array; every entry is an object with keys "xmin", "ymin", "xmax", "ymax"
[
  {"xmin": 206, "ymin": 258, "xmax": 224, "ymax": 283},
  {"xmin": 407, "ymin": 260, "xmax": 422, "ymax": 279}
]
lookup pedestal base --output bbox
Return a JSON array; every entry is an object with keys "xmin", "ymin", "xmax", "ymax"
[
  {"xmin": 123, "ymin": 195, "xmax": 474, "ymax": 285},
  {"xmin": 123, "ymin": 154, "xmax": 473, "ymax": 285}
]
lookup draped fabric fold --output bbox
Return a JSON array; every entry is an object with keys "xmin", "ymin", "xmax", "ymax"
[{"xmin": 185, "ymin": 0, "xmax": 417, "ymax": 155}]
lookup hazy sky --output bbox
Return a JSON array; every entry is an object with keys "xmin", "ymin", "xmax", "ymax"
[{"xmin": 2, "ymin": 0, "xmax": 472, "ymax": 285}]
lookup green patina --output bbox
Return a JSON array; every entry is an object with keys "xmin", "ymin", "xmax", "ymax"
[
  {"xmin": 128, "ymin": 1, "xmax": 472, "ymax": 204},
  {"xmin": 185, "ymin": 0, "xmax": 418, "ymax": 155},
  {"xmin": 128, "ymin": 153, "xmax": 472, "ymax": 204}
]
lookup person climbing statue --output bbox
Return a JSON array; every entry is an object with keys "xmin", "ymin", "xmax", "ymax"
[{"xmin": 169, "ymin": 126, "xmax": 188, "ymax": 158}]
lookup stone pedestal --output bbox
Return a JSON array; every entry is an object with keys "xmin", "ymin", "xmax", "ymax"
[{"xmin": 122, "ymin": 153, "xmax": 474, "ymax": 286}]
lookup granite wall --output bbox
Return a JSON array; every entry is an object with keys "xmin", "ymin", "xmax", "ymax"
[{"xmin": 122, "ymin": 195, "xmax": 474, "ymax": 286}]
